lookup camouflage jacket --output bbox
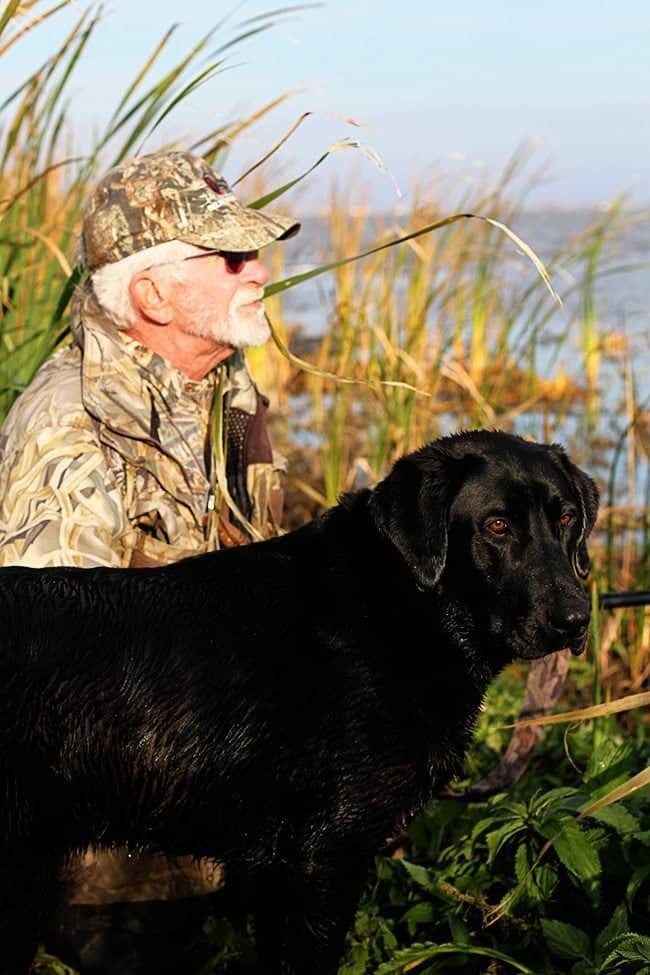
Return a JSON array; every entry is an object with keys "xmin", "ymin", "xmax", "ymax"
[{"xmin": 0, "ymin": 291, "xmax": 279, "ymax": 569}]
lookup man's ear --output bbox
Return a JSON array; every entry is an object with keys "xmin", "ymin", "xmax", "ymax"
[
  {"xmin": 368, "ymin": 451, "xmax": 452, "ymax": 590},
  {"xmin": 552, "ymin": 445, "xmax": 599, "ymax": 579},
  {"xmin": 129, "ymin": 273, "xmax": 173, "ymax": 325}
]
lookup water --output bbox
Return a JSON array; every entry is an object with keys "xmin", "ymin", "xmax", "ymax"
[{"xmin": 278, "ymin": 209, "xmax": 649, "ymax": 359}]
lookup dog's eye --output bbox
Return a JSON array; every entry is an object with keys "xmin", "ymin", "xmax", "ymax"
[
  {"xmin": 559, "ymin": 512, "xmax": 574, "ymax": 528},
  {"xmin": 486, "ymin": 518, "xmax": 509, "ymax": 535}
]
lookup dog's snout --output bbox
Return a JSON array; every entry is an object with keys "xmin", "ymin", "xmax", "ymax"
[{"xmin": 549, "ymin": 597, "xmax": 590, "ymax": 643}]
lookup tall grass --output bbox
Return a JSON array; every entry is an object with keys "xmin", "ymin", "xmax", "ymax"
[{"xmin": 265, "ymin": 187, "xmax": 645, "ymax": 486}]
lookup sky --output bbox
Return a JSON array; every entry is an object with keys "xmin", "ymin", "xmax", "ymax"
[{"xmin": 5, "ymin": 0, "xmax": 650, "ymax": 210}]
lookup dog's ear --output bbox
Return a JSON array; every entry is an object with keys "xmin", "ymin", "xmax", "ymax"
[
  {"xmin": 571, "ymin": 464, "xmax": 599, "ymax": 579},
  {"xmin": 368, "ymin": 450, "xmax": 453, "ymax": 589},
  {"xmin": 552, "ymin": 446, "xmax": 600, "ymax": 579}
]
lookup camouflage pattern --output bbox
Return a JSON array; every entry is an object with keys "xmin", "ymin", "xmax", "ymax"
[
  {"xmin": 81, "ymin": 150, "xmax": 300, "ymax": 270},
  {"xmin": 0, "ymin": 288, "xmax": 271, "ymax": 568}
]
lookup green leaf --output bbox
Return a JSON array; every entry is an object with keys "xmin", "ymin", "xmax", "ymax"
[
  {"xmin": 447, "ymin": 914, "xmax": 471, "ymax": 947},
  {"xmin": 486, "ymin": 822, "xmax": 527, "ymax": 864},
  {"xmin": 400, "ymin": 859, "xmax": 437, "ymax": 892},
  {"xmin": 338, "ymin": 942, "xmax": 370, "ymax": 975},
  {"xmin": 514, "ymin": 841, "xmax": 529, "ymax": 883},
  {"xmin": 377, "ymin": 917, "xmax": 398, "ymax": 952},
  {"xmin": 541, "ymin": 919, "xmax": 592, "ymax": 962},
  {"xmin": 514, "ymin": 844, "xmax": 558, "ymax": 901},
  {"xmin": 375, "ymin": 855, "xmax": 398, "ymax": 882},
  {"xmin": 553, "ymin": 823, "xmax": 601, "ymax": 883},
  {"xmin": 613, "ymin": 935, "xmax": 650, "ymax": 963},
  {"xmin": 375, "ymin": 942, "xmax": 537, "ymax": 975},
  {"xmin": 470, "ymin": 813, "xmax": 501, "ymax": 844},
  {"xmin": 572, "ymin": 962, "xmax": 596, "ymax": 975},
  {"xmin": 401, "ymin": 902, "xmax": 435, "ymax": 933},
  {"xmin": 627, "ymin": 864, "xmax": 650, "ymax": 905},
  {"xmin": 586, "ymin": 741, "xmax": 635, "ymax": 782},
  {"xmin": 586, "ymin": 804, "xmax": 640, "ymax": 835},
  {"xmin": 594, "ymin": 905, "xmax": 630, "ymax": 964},
  {"xmin": 374, "ymin": 942, "xmax": 447, "ymax": 975},
  {"xmin": 529, "ymin": 786, "xmax": 582, "ymax": 821},
  {"xmin": 534, "ymin": 864, "xmax": 560, "ymax": 899},
  {"xmin": 33, "ymin": 947, "xmax": 78, "ymax": 974},
  {"xmin": 598, "ymin": 934, "xmax": 650, "ymax": 972}
]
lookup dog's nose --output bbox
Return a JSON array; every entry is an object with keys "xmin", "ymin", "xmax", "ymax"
[{"xmin": 549, "ymin": 599, "xmax": 590, "ymax": 640}]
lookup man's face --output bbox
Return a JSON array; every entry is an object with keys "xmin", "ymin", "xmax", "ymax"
[{"xmin": 170, "ymin": 250, "xmax": 271, "ymax": 348}]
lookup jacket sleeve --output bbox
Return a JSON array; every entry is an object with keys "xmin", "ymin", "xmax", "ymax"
[{"xmin": 0, "ymin": 424, "xmax": 128, "ymax": 568}]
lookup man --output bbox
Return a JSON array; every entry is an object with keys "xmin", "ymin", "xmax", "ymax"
[{"xmin": 0, "ymin": 150, "xmax": 299, "ymax": 972}]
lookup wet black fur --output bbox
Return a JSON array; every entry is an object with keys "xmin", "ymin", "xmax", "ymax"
[{"xmin": 0, "ymin": 431, "xmax": 598, "ymax": 974}]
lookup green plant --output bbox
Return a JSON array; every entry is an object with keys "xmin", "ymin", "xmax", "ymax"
[{"xmin": 337, "ymin": 697, "xmax": 650, "ymax": 975}]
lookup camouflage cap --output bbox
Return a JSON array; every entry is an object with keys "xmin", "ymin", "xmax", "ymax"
[{"xmin": 80, "ymin": 151, "xmax": 300, "ymax": 270}]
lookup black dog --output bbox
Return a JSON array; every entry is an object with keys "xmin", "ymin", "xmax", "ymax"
[{"xmin": 0, "ymin": 431, "xmax": 598, "ymax": 974}]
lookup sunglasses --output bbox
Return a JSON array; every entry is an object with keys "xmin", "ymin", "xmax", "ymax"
[{"xmin": 183, "ymin": 249, "xmax": 260, "ymax": 274}]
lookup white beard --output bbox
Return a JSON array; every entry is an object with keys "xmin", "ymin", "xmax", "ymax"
[{"xmin": 186, "ymin": 288, "xmax": 270, "ymax": 348}]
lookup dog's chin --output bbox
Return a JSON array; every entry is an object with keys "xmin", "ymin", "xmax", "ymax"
[
  {"xmin": 561, "ymin": 628, "xmax": 590, "ymax": 658},
  {"xmin": 512, "ymin": 645, "xmax": 558, "ymax": 662},
  {"xmin": 513, "ymin": 634, "xmax": 588, "ymax": 661},
  {"xmin": 568, "ymin": 637, "xmax": 588, "ymax": 657}
]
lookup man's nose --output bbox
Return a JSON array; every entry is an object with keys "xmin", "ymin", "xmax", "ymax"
[{"xmin": 242, "ymin": 256, "xmax": 270, "ymax": 287}]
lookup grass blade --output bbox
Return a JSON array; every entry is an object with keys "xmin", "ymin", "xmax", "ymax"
[
  {"xmin": 229, "ymin": 101, "xmax": 309, "ymax": 184},
  {"xmin": 20, "ymin": 227, "xmax": 72, "ymax": 275},
  {"xmin": 506, "ymin": 691, "xmax": 650, "ymax": 728},
  {"xmin": 237, "ymin": 4, "xmax": 324, "ymax": 26},
  {"xmin": 375, "ymin": 942, "xmax": 537, "ymax": 975},
  {"xmin": 248, "ymin": 147, "xmax": 332, "ymax": 209},
  {"xmin": 578, "ymin": 767, "xmax": 650, "ymax": 818},
  {"xmin": 482, "ymin": 215, "xmax": 562, "ymax": 306},
  {"xmin": 266, "ymin": 212, "xmax": 558, "ymax": 308},
  {"xmin": 106, "ymin": 24, "xmax": 179, "ymax": 129},
  {"xmin": 141, "ymin": 60, "xmax": 228, "ymax": 145},
  {"xmin": 0, "ymin": 0, "xmax": 22, "ymax": 40},
  {"xmin": 248, "ymin": 136, "xmax": 397, "ymax": 210},
  {"xmin": 0, "ymin": 157, "xmax": 83, "ymax": 219},
  {"xmin": 0, "ymin": 0, "xmax": 69, "ymax": 55}
]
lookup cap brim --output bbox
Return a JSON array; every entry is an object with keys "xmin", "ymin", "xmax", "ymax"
[{"xmin": 179, "ymin": 202, "xmax": 300, "ymax": 252}]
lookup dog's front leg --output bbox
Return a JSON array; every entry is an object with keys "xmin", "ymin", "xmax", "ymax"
[
  {"xmin": 0, "ymin": 846, "xmax": 63, "ymax": 975},
  {"xmin": 252, "ymin": 844, "xmax": 372, "ymax": 975}
]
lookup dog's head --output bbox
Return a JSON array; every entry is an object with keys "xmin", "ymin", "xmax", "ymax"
[{"xmin": 368, "ymin": 430, "xmax": 599, "ymax": 662}]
